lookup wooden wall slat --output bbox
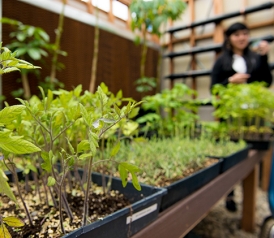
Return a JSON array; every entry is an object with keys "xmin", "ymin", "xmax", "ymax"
[{"xmin": 2, "ymin": 0, "xmax": 158, "ymax": 104}]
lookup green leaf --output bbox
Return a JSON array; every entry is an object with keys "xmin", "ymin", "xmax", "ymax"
[
  {"xmin": 118, "ymin": 164, "xmax": 128, "ymax": 188},
  {"xmin": 0, "ymin": 130, "xmax": 40, "ymax": 154},
  {"xmin": 118, "ymin": 162, "xmax": 141, "ymax": 191},
  {"xmin": 27, "ymin": 164, "xmax": 37, "ymax": 173},
  {"xmin": 66, "ymin": 138, "xmax": 75, "ymax": 154},
  {"xmin": 97, "ymin": 86, "xmax": 108, "ymax": 106},
  {"xmin": 131, "ymin": 172, "xmax": 141, "ymax": 191},
  {"xmin": 0, "ymin": 105, "xmax": 25, "ymax": 126},
  {"xmin": 73, "ymin": 85, "xmax": 82, "ymax": 97},
  {"xmin": 110, "ymin": 141, "xmax": 120, "ymax": 157},
  {"xmin": 122, "ymin": 121, "xmax": 139, "ymax": 136},
  {"xmin": 79, "ymin": 104, "xmax": 90, "ymax": 126},
  {"xmin": 41, "ymin": 151, "xmax": 52, "ymax": 172},
  {"xmin": 128, "ymin": 107, "xmax": 140, "ymax": 119},
  {"xmin": 0, "ymin": 224, "xmax": 11, "ymax": 238},
  {"xmin": 38, "ymin": 86, "xmax": 46, "ymax": 101},
  {"xmin": 27, "ymin": 48, "xmax": 41, "ymax": 60},
  {"xmin": 2, "ymin": 67, "xmax": 20, "ymax": 74},
  {"xmin": 120, "ymin": 162, "xmax": 141, "ymax": 173},
  {"xmin": 88, "ymin": 132, "xmax": 99, "ymax": 156},
  {"xmin": 77, "ymin": 140, "xmax": 90, "ymax": 153},
  {"xmin": 3, "ymin": 217, "xmax": 24, "ymax": 227},
  {"xmin": 38, "ymin": 30, "xmax": 50, "ymax": 41},
  {"xmin": 114, "ymin": 104, "xmax": 121, "ymax": 117},
  {"xmin": 0, "ymin": 169, "xmax": 16, "ymax": 202},
  {"xmin": 47, "ymin": 176, "xmax": 56, "ymax": 186},
  {"xmin": 78, "ymin": 153, "xmax": 93, "ymax": 160}
]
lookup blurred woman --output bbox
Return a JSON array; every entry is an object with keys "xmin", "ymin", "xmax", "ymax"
[
  {"xmin": 211, "ymin": 22, "xmax": 272, "ymax": 89},
  {"xmin": 210, "ymin": 22, "xmax": 272, "ymax": 212}
]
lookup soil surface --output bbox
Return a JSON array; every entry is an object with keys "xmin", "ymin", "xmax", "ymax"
[
  {"xmin": 1, "ymin": 182, "xmax": 130, "ymax": 238},
  {"xmin": 190, "ymin": 183, "xmax": 271, "ymax": 238}
]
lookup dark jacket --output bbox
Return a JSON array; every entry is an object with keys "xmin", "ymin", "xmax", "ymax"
[{"xmin": 210, "ymin": 52, "xmax": 272, "ymax": 90}]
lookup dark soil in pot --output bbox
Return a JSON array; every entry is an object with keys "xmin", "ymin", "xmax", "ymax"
[{"xmin": 1, "ymin": 181, "xmax": 130, "ymax": 238}]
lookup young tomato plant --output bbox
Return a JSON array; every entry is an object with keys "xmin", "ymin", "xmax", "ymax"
[
  {"xmin": 0, "ymin": 215, "xmax": 24, "ymax": 238},
  {"xmin": 0, "ymin": 44, "xmax": 41, "ymax": 228},
  {"xmin": 79, "ymin": 85, "xmax": 142, "ymax": 226},
  {"xmin": 137, "ymin": 83, "xmax": 200, "ymax": 137}
]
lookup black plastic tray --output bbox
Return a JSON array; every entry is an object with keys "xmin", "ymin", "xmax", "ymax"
[
  {"xmin": 160, "ymin": 159, "xmax": 222, "ymax": 211},
  {"xmin": 213, "ymin": 145, "xmax": 251, "ymax": 173},
  {"xmin": 5, "ymin": 170, "xmax": 166, "ymax": 238},
  {"xmin": 62, "ymin": 172, "xmax": 166, "ymax": 238},
  {"xmin": 246, "ymin": 139, "xmax": 273, "ymax": 150}
]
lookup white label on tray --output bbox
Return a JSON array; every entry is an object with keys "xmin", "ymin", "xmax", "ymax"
[{"xmin": 126, "ymin": 203, "xmax": 157, "ymax": 224}]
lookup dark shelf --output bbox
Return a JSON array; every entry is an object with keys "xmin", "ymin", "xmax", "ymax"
[
  {"xmin": 164, "ymin": 44, "xmax": 221, "ymax": 58},
  {"xmin": 164, "ymin": 35, "xmax": 274, "ymax": 58},
  {"xmin": 165, "ymin": 69, "xmax": 211, "ymax": 80},
  {"xmin": 165, "ymin": 62, "xmax": 274, "ymax": 80},
  {"xmin": 167, "ymin": 2, "xmax": 274, "ymax": 33}
]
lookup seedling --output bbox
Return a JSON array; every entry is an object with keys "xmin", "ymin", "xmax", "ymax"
[{"xmin": 0, "ymin": 215, "xmax": 24, "ymax": 238}]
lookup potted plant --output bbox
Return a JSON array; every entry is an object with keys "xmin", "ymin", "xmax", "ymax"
[
  {"xmin": 1, "ymin": 85, "xmax": 167, "ymax": 237},
  {"xmin": 129, "ymin": 0, "xmax": 187, "ymax": 94},
  {"xmin": 136, "ymin": 83, "xmax": 201, "ymax": 137},
  {"xmin": 212, "ymin": 82, "xmax": 274, "ymax": 150}
]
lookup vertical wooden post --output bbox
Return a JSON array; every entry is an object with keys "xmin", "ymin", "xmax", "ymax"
[
  {"xmin": 169, "ymin": 33, "xmax": 174, "ymax": 89},
  {"xmin": 189, "ymin": 0, "xmax": 197, "ymax": 97},
  {"xmin": 127, "ymin": 5, "xmax": 131, "ymax": 29},
  {"xmin": 86, "ymin": 0, "xmax": 93, "ymax": 14},
  {"xmin": 261, "ymin": 146, "xmax": 273, "ymax": 191},
  {"xmin": 213, "ymin": 0, "xmax": 224, "ymax": 58},
  {"xmin": 241, "ymin": 163, "xmax": 259, "ymax": 232},
  {"xmin": 108, "ymin": 0, "xmax": 114, "ymax": 23},
  {"xmin": 242, "ymin": 0, "xmax": 248, "ymax": 24}
]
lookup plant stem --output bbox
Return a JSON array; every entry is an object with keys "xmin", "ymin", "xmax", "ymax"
[
  {"xmin": 101, "ymin": 138, "xmax": 106, "ymax": 193},
  {"xmin": 82, "ymin": 156, "xmax": 93, "ymax": 226},
  {"xmin": 74, "ymin": 162, "xmax": 85, "ymax": 192},
  {"xmin": 89, "ymin": 4, "xmax": 100, "ymax": 93},
  {"xmin": 9, "ymin": 162, "xmax": 33, "ymax": 226},
  {"xmin": 50, "ymin": 0, "xmax": 66, "ymax": 85},
  {"xmin": 52, "ymin": 121, "xmax": 74, "ymax": 142},
  {"xmin": 21, "ymin": 70, "xmax": 31, "ymax": 100},
  {"xmin": 58, "ymin": 170, "xmax": 67, "ymax": 234},
  {"xmin": 140, "ymin": 27, "xmax": 148, "ymax": 79}
]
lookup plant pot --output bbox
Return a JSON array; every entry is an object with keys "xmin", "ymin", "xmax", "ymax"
[
  {"xmin": 63, "ymin": 172, "xmax": 166, "ymax": 238},
  {"xmin": 160, "ymin": 159, "xmax": 222, "ymax": 211}
]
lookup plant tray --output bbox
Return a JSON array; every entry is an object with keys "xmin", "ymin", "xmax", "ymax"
[
  {"xmin": 245, "ymin": 139, "xmax": 273, "ymax": 151},
  {"xmin": 216, "ymin": 145, "xmax": 251, "ymax": 173},
  {"xmin": 160, "ymin": 159, "xmax": 222, "ymax": 212},
  {"xmin": 5, "ymin": 170, "xmax": 166, "ymax": 238},
  {"xmin": 63, "ymin": 172, "xmax": 167, "ymax": 238},
  {"xmin": 231, "ymin": 138, "xmax": 273, "ymax": 151}
]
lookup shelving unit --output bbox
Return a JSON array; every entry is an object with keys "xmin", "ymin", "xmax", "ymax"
[{"xmin": 165, "ymin": 1, "xmax": 274, "ymax": 93}]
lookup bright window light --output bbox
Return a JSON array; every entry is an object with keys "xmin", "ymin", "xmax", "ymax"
[
  {"xmin": 113, "ymin": 1, "xmax": 128, "ymax": 21},
  {"xmin": 91, "ymin": 0, "xmax": 110, "ymax": 12}
]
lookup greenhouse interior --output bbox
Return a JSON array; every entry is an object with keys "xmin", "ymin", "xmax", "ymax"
[{"xmin": 1, "ymin": 0, "xmax": 274, "ymax": 237}]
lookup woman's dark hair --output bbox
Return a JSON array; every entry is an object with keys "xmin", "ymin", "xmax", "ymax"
[
  {"xmin": 225, "ymin": 22, "xmax": 249, "ymax": 38},
  {"xmin": 222, "ymin": 22, "xmax": 256, "ymax": 72}
]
